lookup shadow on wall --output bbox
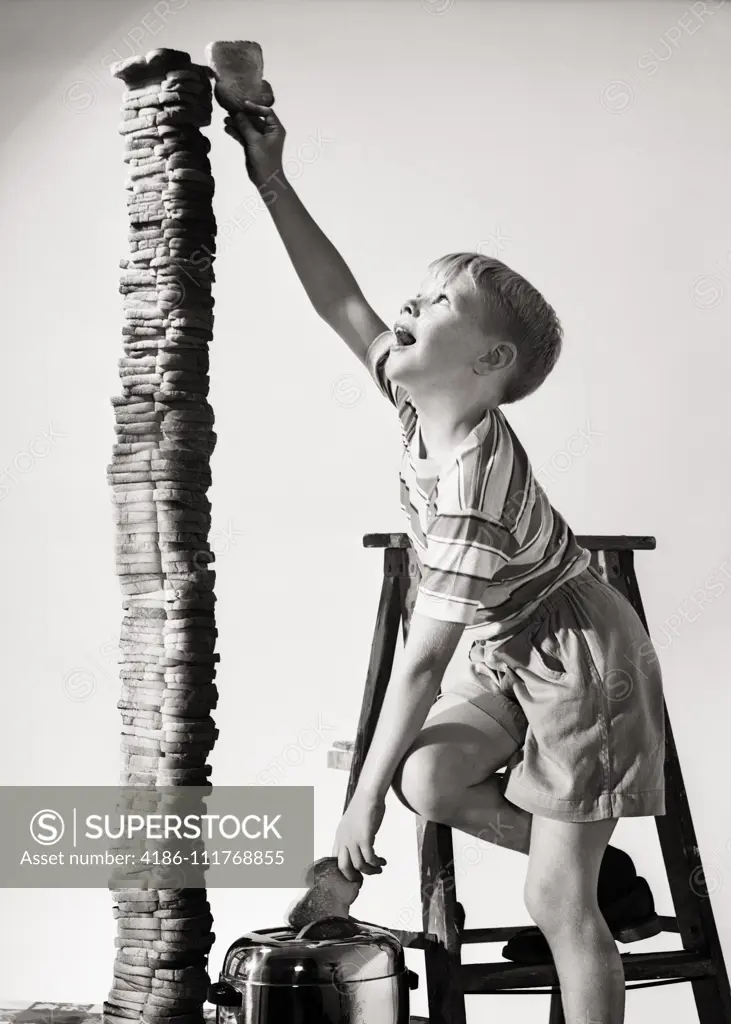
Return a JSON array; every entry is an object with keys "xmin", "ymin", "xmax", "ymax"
[{"xmin": 0, "ymin": 0, "xmax": 180, "ymax": 139}]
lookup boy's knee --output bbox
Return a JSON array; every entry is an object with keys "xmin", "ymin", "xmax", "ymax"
[
  {"xmin": 523, "ymin": 875, "xmax": 556, "ymax": 928},
  {"xmin": 391, "ymin": 744, "xmax": 463, "ymax": 822},
  {"xmin": 523, "ymin": 871, "xmax": 593, "ymax": 932}
]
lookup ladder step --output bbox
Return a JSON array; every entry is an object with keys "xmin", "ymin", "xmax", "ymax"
[
  {"xmin": 362, "ymin": 533, "xmax": 656, "ymax": 551},
  {"xmin": 376, "ymin": 918, "xmax": 681, "ymax": 952},
  {"xmin": 461, "ymin": 917, "xmax": 680, "ymax": 944},
  {"xmin": 328, "ymin": 740, "xmax": 354, "ymax": 771},
  {"xmin": 460, "ymin": 950, "xmax": 714, "ymax": 993},
  {"xmin": 386, "ymin": 925, "xmax": 530, "ymax": 948}
]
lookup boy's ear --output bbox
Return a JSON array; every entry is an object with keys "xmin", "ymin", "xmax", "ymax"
[
  {"xmin": 500, "ymin": 341, "xmax": 519, "ymax": 373},
  {"xmin": 473, "ymin": 340, "xmax": 517, "ymax": 375}
]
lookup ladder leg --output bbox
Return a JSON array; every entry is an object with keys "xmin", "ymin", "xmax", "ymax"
[
  {"xmin": 398, "ymin": 543, "xmax": 420, "ymax": 645},
  {"xmin": 400, "ymin": 545, "xmax": 467, "ymax": 1024},
  {"xmin": 658, "ymin": 709, "xmax": 731, "ymax": 1023},
  {"xmin": 343, "ymin": 547, "xmax": 405, "ymax": 810},
  {"xmin": 547, "ymin": 989, "xmax": 565, "ymax": 1024},
  {"xmin": 417, "ymin": 818, "xmax": 467, "ymax": 1024},
  {"xmin": 617, "ymin": 551, "xmax": 731, "ymax": 1022}
]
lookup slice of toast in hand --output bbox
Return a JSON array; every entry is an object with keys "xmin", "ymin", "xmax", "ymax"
[
  {"xmin": 286, "ymin": 856, "xmax": 363, "ymax": 930},
  {"xmin": 205, "ymin": 40, "xmax": 274, "ymax": 112}
]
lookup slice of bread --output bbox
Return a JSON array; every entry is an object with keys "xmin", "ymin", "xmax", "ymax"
[
  {"xmin": 205, "ymin": 40, "xmax": 275, "ymax": 111},
  {"xmin": 285, "ymin": 856, "xmax": 363, "ymax": 929}
]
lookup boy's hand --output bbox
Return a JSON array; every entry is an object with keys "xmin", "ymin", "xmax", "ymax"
[
  {"xmin": 224, "ymin": 100, "xmax": 286, "ymax": 186},
  {"xmin": 332, "ymin": 789, "xmax": 388, "ymax": 883}
]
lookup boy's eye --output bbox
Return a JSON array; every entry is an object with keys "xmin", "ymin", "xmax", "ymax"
[{"xmin": 433, "ymin": 293, "xmax": 448, "ymax": 304}]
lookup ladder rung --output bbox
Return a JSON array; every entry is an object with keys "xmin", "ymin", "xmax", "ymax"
[
  {"xmin": 461, "ymin": 916, "xmax": 680, "ymax": 944},
  {"xmin": 460, "ymin": 950, "xmax": 714, "ymax": 993},
  {"xmin": 372, "ymin": 917, "xmax": 681, "ymax": 952},
  {"xmin": 461, "ymin": 925, "xmax": 570, "ymax": 944},
  {"xmin": 385, "ymin": 925, "xmax": 528, "ymax": 948},
  {"xmin": 362, "ymin": 533, "xmax": 656, "ymax": 551},
  {"xmin": 379, "ymin": 927, "xmax": 429, "ymax": 949}
]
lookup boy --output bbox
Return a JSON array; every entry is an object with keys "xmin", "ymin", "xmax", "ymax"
[{"xmin": 224, "ymin": 100, "xmax": 666, "ymax": 1024}]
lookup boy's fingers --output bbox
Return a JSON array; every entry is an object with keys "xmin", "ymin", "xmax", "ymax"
[
  {"xmin": 360, "ymin": 843, "xmax": 383, "ymax": 871},
  {"xmin": 337, "ymin": 847, "xmax": 361, "ymax": 884},
  {"xmin": 223, "ymin": 114, "xmax": 243, "ymax": 137},
  {"xmin": 223, "ymin": 124, "xmax": 244, "ymax": 144},
  {"xmin": 241, "ymin": 99, "xmax": 282, "ymax": 128},
  {"xmin": 231, "ymin": 110, "xmax": 262, "ymax": 143},
  {"xmin": 349, "ymin": 845, "xmax": 372, "ymax": 876},
  {"xmin": 232, "ymin": 113, "xmax": 260, "ymax": 141},
  {"xmin": 241, "ymin": 98, "xmax": 274, "ymax": 116}
]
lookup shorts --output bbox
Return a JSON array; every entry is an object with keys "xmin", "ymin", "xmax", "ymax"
[{"xmin": 436, "ymin": 565, "xmax": 666, "ymax": 822}]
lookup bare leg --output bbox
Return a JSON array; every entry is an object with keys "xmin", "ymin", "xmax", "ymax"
[
  {"xmin": 392, "ymin": 692, "xmax": 533, "ymax": 854},
  {"xmin": 524, "ymin": 816, "xmax": 625, "ymax": 1024},
  {"xmin": 437, "ymin": 771, "xmax": 533, "ymax": 854},
  {"xmin": 393, "ymin": 691, "xmax": 626, "ymax": 1019}
]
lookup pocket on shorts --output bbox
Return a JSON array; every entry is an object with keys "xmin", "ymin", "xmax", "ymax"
[
  {"xmin": 467, "ymin": 638, "xmax": 509, "ymax": 691},
  {"xmin": 527, "ymin": 614, "xmax": 568, "ymax": 681}
]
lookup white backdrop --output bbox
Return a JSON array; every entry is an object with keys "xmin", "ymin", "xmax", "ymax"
[{"xmin": 1, "ymin": 1, "xmax": 730, "ymax": 1021}]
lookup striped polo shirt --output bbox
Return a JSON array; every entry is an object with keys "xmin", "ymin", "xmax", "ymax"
[{"xmin": 366, "ymin": 330, "xmax": 591, "ymax": 636}]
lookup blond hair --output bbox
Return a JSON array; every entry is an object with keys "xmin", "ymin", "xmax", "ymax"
[{"xmin": 428, "ymin": 252, "xmax": 564, "ymax": 404}]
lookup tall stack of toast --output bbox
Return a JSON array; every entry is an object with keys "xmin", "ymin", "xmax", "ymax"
[{"xmin": 104, "ymin": 47, "xmax": 219, "ymax": 1024}]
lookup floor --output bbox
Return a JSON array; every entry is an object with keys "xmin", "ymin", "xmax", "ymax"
[
  {"xmin": 0, "ymin": 1003, "xmax": 429, "ymax": 1024},
  {"xmin": 0, "ymin": 1005, "xmax": 216, "ymax": 1024}
]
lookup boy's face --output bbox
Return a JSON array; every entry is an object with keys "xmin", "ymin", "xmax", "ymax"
[{"xmin": 388, "ymin": 268, "xmax": 511, "ymax": 397}]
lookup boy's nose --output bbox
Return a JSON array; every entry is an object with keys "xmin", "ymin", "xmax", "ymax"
[{"xmin": 400, "ymin": 299, "xmax": 419, "ymax": 317}]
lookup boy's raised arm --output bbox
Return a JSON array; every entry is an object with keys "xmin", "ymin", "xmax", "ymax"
[{"xmin": 225, "ymin": 101, "xmax": 389, "ymax": 365}]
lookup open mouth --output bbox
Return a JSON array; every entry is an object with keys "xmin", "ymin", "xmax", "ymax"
[{"xmin": 393, "ymin": 327, "xmax": 416, "ymax": 348}]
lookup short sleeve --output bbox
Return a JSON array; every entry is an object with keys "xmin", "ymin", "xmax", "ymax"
[
  {"xmin": 413, "ymin": 511, "xmax": 518, "ymax": 624},
  {"xmin": 365, "ymin": 330, "xmax": 417, "ymax": 444}
]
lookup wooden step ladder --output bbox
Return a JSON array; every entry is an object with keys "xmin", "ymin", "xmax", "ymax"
[{"xmin": 327, "ymin": 534, "xmax": 731, "ymax": 1024}]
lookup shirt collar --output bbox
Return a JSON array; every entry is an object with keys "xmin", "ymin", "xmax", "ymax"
[{"xmin": 412, "ymin": 406, "xmax": 496, "ymax": 474}]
